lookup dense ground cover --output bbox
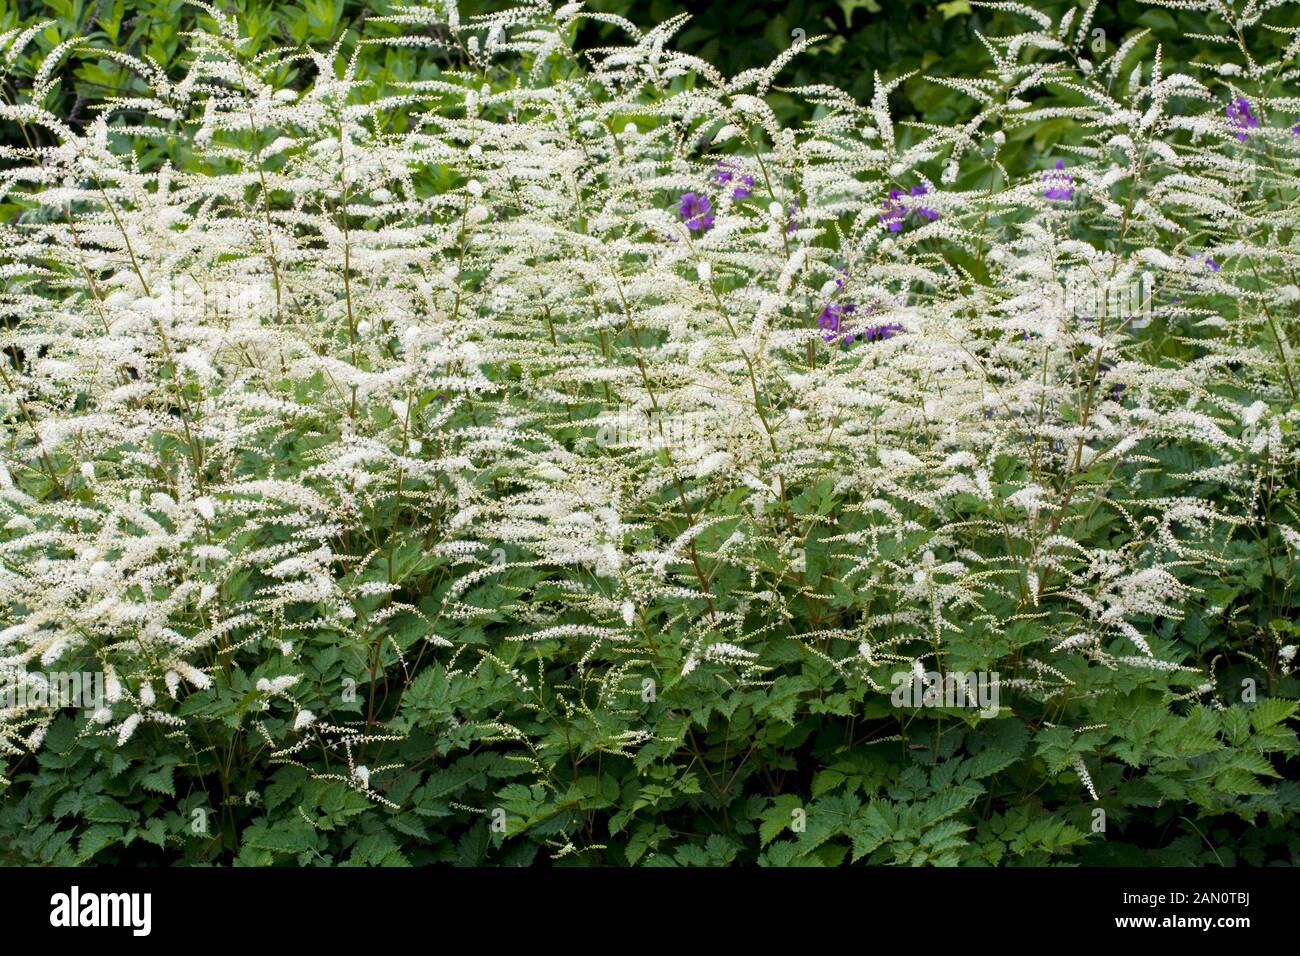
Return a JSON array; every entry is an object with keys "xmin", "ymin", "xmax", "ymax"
[{"xmin": 1, "ymin": 0, "xmax": 1299, "ymax": 866}]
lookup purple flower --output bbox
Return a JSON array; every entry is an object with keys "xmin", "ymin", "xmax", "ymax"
[
  {"xmin": 817, "ymin": 301, "xmax": 857, "ymax": 342},
  {"xmin": 677, "ymin": 192, "xmax": 714, "ymax": 231},
  {"xmin": 880, "ymin": 189, "xmax": 907, "ymax": 231},
  {"xmin": 786, "ymin": 198, "xmax": 800, "ymax": 234},
  {"xmin": 879, "ymin": 183, "xmax": 939, "ymax": 232},
  {"xmin": 1292, "ymin": 118, "xmax": 1300, "ymax": 136},
  {"xmin": 1042, "ymin": 160, "xmax": 1074, "ymax": 201},
  {"xmin": 910, "ymin": 184, "xmax": 939, "ymax": 222},
  {"xmin": 1098, "ymin": 362, "xmax": 1126, "ymax": 402},
  {"xmin": 1226, "ymin": 97, "xmax": 1258, "ymax": 141},
  {"xmin": 1204, "ymin": 255, "xmax": 1220, "ymax": 272},
  {"xmin": 860, "ymin": 322, "xmax": 904, "ymax": 342},
  {"xmin": 816, "ymin": 285, "xmax": 904, "ymax": 346},
  {"xmin": 713, "ymin": 160, "xmax": 755, "ymax": 199}
]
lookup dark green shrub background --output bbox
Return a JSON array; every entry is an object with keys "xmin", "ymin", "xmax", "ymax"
[{"xmin": 8, "ymin": 0, "xmax": 1300, "ymax": 144}]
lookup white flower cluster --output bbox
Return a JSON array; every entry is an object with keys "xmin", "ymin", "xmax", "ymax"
[{"xmin": 0, "ymin": 0, "xmax": 1295, "ymax": 793}]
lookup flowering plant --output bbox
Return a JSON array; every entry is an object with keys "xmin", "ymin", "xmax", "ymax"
[{"xmin": 0, "ymin": 0, "xmax": 1298, "ymax": 866}]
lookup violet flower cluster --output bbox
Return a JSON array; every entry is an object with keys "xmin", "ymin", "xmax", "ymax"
[
  {"xmin": 713, "ymin": 160, "xmax": 755, "ymax": 199},
  {"xmin": 677, "ymin": 192, "xmax": 714, "ymax": 231},
  {"xmin": 1042, "ymin": 160, "xmax": 1074, "ymax": 201},
  {"xmin": 1227, "ymin": 98, "xmax": 1258, "ymax": 141},
  {"xmin": 879, "ymin": 183, "xmax": 939, "ymax": 232},
  {"xmin": 816, "ymin": 270, "xmax": 904, "ymax": 345}
]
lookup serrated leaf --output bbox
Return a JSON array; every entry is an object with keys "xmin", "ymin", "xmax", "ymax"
[
  {"xmin": 140, "ymin": 765, "xmax": 175, "ymax": 796},
  {"xmin": 759, "ymin": 794, "xmax": 803, "ymax": 848},
  {"xmin": 1214, "ymin": 767, "xmax": 1268, "ymax": 796},
  {"xmin": 1250, "ymin": 698, "xmax": 1298, "ymax": 732}
]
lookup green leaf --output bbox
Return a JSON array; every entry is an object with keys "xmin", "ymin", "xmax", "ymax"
[
  {"xmin": 1250, "ymin": 698, "xmax": 1298, "ymax": 732},
  {"xmin": 84, "ymin": 797, "xmax": 135, "ymax": 824},
  {"xmin": 759, "ymin": 794, "xmax": 803, "ymax": 848}
]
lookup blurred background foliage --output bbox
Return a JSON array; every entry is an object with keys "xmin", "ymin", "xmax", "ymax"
[
  {"xmin": 583, "ymin": 0, "xmax": 1300, "ymax": 118},
  {"xmin": 6, "ymin": 0, "xmax": 1300, "ymax": 155}
]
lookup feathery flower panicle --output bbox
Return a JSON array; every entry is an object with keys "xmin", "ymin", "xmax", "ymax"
[{"xmin": 0, "ymin": 0, "xmax": 1294, "ymax": 860}]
